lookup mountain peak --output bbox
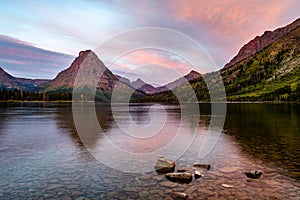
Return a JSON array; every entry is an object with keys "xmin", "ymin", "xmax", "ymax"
[
  {"xmin": 131, "ymin": 78, "xmax": 157, "ymax": 94},
  {"xmin": 134, "ymin": 78, "xmax": 144, "ymax": 83},
  {"xmin": 43, "ymin": 49, "xmax": 111, "ymax": 91},
  {"xmin": 132, "ymin": 78, "xmax": 148, "ymax": 88},
  {"xmin": 79, "ymin": 49, "xmax": 92, "ymax": 57},
  {"xmin": 184, "ymin": 70, "xmax": 201, "ymax": 81},
  {"xmin": 187, "ymin": 70, "xmax": 200, "ymax": 75}
]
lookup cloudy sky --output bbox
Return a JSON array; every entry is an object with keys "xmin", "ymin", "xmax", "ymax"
[{"xmin": 0, "ymin": 0, "xmax": 299, "ymax": 84}]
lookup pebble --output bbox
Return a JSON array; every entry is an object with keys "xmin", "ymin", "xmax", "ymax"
[
  {"xmin": 197, "ymin": 188, "xmax": 215, "ymax": 196},
  {"xmin": 67, "ymin": 185, "xmax": 78, "ymax": 189},
  {"xmin": 177, "ymin": 167, "xmax": 193, "ymax": 173},
  {"xmin": 184, "ymin": 185, "xmax": 198, "ymax": 194},
  {"xmin": 160, "ymin": 181, "xmax": 177, "ymax": 188},
  {"xmin": 152, "ymin": 175, "xmax": 164, "ymax": 181},
  {"xmin": 170, "ymin": 192, "xmax": 188, "ymax": 199},
  {"xmin": 74, "ymin": 197, "xmax": 86, "ymax": 200},
  {"xmin": 48, "ymin": 184, "xmax": 63, "ymax": 190},
  {"xmin": 138, "ymin": 191, "xmax": 149, "ymax": 198},
  {"xmin": 221, "ymin": 183, "xmax": 234, "ymax": 188}
]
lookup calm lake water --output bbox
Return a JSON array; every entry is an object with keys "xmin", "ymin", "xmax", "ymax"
[{"xmin": 0, "ymin": 102, "xmax": 299, "ymax": 199}]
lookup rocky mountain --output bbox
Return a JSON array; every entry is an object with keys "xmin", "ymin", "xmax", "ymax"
[
  {"xmin": 114, "ymin": 75, "xmax": 156, "ymax": 94},
  {"xmin": 42, "ymin": 50, "xmax": 144, "ymax": 101},
  {"xmin": 221, "ymin": 19, "xmax": 300, "ymax": 101},
  {"xmin": 0, "ymin": 67, "xmax": 49, "ymax": 91},
  {"xmin": 43, "ymin": 50, "xmax": 114, "ymax": 92},
  {"xmin": 117, "ymin": 71, "xmax": 201, "ymax": 95},
  {"xmin": 156, "ymin": 70, "xmax": 201, "ymax": 93},
  {"xmin": 115, "ymin": 74, "xmax": 131, "ymax": 85},
  {"xmin": 134, "ymin": 70, "xmax": 208, "ymax": 103},
  {"xmin": 225, "ymin": 18, "xmax": 300, "ymax": 69},
  {"xmin": 136, "ymin": 18, "xmax": 300, "ymax": 102},
  {"xmin": 131, "ymin": 78, "xmax": 157, "ymax": 94}
]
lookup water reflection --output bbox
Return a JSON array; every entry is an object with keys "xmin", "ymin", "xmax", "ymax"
[
  {"xmin": 224, "ymin": 103, "xmax": 300, "ymax": 179},
  {"xmin": 72, "ymin": 103, "xmax": 200, "ymax": 173},
  {"xmin": 0, "ymin": 102, "xmax": 300, "ymax": 199}
]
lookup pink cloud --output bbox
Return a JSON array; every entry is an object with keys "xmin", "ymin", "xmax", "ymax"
[
  {"xmin": 109, "ymin": 49, "xmax": 197, "ymax": 85},
  {"xmin": 169, "ymin": 1, "xmax": 289, "ymax": 37},
  {"xmin": 115, "ymin": 49, "xmax": 193, "ymax": 73},
  {"xmin": 164, "ymin": 0, "xmax": 299, "ymax": 66}
]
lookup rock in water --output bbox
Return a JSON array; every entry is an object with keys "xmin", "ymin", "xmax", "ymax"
[
  {"xmin": 154, "ymin": 157, "xmax": 175, "ymax": 173},
  {"xmin": 170, "ymin": 192, "xmax": 188, "ymax": 199},
  {"xmin": 192, "ymin": 163, "xmax": 211, "ymax": 170},
  {"xmin": 166, "ymin": 173, "xmax": 193, "ymax": 184},
  {"xmin": 194, "ymin": 171, "xmax": 203, "ymax": 179},
  {"xmin": 245, "ymin": 170, "xmax": 263, "ymax": 179}
]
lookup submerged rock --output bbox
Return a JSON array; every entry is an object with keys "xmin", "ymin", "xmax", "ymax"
[
  {"xmin": 192, "ymin": 163, "xmax": 211, "ymax": 170},
  {"xmin": 154, "ymin": 157, "xmax": 175, "ymax": 173},
  {"xmin": 177, "ymin": 167, "xmax": 193, "ymax": 173},
  {"xmin": 166, "ymin": 172, "xmax": 193, "ymax": 184},
  {"xmin": 245, "ymin": 170, "xmax": 263, "ymax": 179},
  {"xmin": 170, "ymin": 192, "xmax": 188, "ymax": 199}
]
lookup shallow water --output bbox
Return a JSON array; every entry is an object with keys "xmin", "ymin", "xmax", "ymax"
[{"xmin": 0, "ymin": 102, "xmax": 299, "ymax": 199}]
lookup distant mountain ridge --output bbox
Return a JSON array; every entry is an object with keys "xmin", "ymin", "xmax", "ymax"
[
  {"xmin": 0, "ymin": 67, "xmax": 49, "ymax": 91},
  {"xmin": 116, "ymin": 71, "xmax": 201, "ymax": 94},
  {"xmin": 131, "ymin": 78, "xmax": 157, "ymax": 94},
  {"xmin": 156, "ymin": 70, "xmax": 201, "ymax": 93}
]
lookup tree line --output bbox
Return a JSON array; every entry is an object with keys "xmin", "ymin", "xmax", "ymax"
[{"xmin": 0, "ymin": 88, "xmax": 72, "ymax": 101}]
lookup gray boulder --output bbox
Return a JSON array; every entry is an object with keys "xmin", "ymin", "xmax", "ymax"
[{"xmin": 154, "ymin": 157, "xmax": 175, "ymax": 173}]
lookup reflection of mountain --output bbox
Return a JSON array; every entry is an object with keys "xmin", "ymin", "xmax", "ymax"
[
  {"xmin": 54, "ymin": 103, "xmax": 114, "ymax": 148},
  {"xmin": 224, "ymin": 104, "xmax": 300, "ymax": 179},
  {"xmin": 0, "ymin": 104, "xmax": 9, "ymax": 136}
]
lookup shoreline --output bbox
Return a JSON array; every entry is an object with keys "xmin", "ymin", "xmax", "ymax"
[{"xmin": 0, "ymin": 100, "xmax": 299, "ymax": 104}]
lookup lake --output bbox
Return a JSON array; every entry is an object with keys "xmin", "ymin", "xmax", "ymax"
[{"xmin": 0, "ymin": 102, "xmax": 299, "ymax": 199}]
